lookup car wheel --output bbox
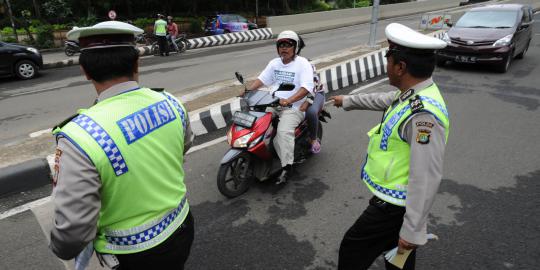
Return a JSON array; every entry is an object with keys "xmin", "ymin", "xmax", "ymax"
[
  {"xmin": 15, "ymin": 60, "xmax": 38, "ymax": 80},
  {"xmin": 224, "ymin": 30, "xmax": 231, "ymax": 34},
  {"xmin": 496, "ymin": 51, "xmax": 513, "ymax": 73},
  {"xmin": 515, "ymin": 40, "xmax": 530, "ymax": 59}
]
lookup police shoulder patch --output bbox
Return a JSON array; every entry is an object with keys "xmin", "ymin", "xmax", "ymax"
[
  {"xmin": 409, "ymin": 95, "xmax": 424, "ymax": 113},
  {"xmin": 416, "ymin": 129, "xmax": 431, "ymax": 144},
  {"xmin": 399, "ymin": 89, "xmax": 414, "ymax": 102},
  {"xmin": 53, "ymin": 148, "xmax": 63, "ymax": 187}
]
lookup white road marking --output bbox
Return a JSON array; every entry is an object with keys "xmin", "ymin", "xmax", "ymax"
[
  {"xmin": 29, "ymin": 128, "xmax": 51, "ymax": 138},
  {"xmin": 0, "ymin": 197, "xmax": 51, "ymax": 220},
  {"xmin": 186, "ymin": 136, "xmax": 227, "ymax": 155}
]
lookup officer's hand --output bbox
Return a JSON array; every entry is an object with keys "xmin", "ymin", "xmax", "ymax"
[
  {"xmin": 397, "ymin": 238, "xmax": 417, "ymax": 254},
  {"xmin": 329, "ymin": 95, "xmax": 344, "ymax": 107}
]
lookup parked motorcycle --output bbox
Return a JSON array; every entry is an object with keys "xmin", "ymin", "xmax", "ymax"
[
  {"xmin": 151, "ymin": 33, "xmax": 188, "ymax": 55},
  {"xmin": 135, "ymin": 33, "xmax": 153, "ymax": 46},
  {"xmin": 217, "ymin": 72, "xmax": 331, "ymax": 198},
  {"xmin": 64, "ymin": 40, "xmax": 80, "ymax": 56}
]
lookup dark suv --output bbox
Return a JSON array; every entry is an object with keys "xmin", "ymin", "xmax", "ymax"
[
  {"xmin": 437, "ymin": 4, "xmax": 533, "ymax": 73},
  {"xmin": 0, "ymin": 41, "xmax": 43, "ymax": 79}
]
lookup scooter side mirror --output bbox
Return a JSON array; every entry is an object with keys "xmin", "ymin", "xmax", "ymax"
[{"xmin": 235, "ymin": 72, "xmax": 244, "ymax": 84}]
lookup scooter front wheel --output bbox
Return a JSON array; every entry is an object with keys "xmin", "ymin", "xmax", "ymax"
[
  {"xmin": 65, "ymin": 47, "xmax": 76, "ymax": 56},
  {"xmin": 217, "ymin": 152, "xmax": 252, "ymax": 198}
]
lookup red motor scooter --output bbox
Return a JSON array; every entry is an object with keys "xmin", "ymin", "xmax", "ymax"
[{"xmin": 217, "ymin": 72, "xmax": 331, "ymax": 198}]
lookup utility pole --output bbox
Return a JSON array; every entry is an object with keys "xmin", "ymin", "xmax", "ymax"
[
  {"xmin": 4, "ymin": 0, "xmax": 18, "ymax": 41},
  {"xmin": 255, "ymin": 0, "xmax": 259, "ymax": 24},
  {"xmin": 368, "ymin": 0, "xmax": 380, "ymax": 48}
]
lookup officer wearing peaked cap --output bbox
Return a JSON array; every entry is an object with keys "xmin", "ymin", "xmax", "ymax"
[
  {"xmin": 49, "ymin": 21, "xmax": 195, "ymax": 269},
  {"xmin": 330, "ymin": 23, "xmax": 449, "ymax": 270}
]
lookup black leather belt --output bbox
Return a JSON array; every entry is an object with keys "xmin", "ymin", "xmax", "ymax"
[{"xmin": 369, "ymin": 196, "xmax": 405, "ymax": 211}]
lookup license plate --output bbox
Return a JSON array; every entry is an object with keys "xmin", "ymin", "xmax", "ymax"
[
  {"xmin": 455, "ymin": 55, "xmax": 476, "ymax": 63},
  {"xmin": 232, "ymin": 111, "xmax": 257, "ymax": 128}
]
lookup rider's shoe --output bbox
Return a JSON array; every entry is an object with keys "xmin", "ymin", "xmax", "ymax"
[
  {"xmin": 311, "ymin": 139, "xmax": 321, "ymax": 154},
  {"xmin": 276, "ymin": 166, "xmax": 292, "ymax": 185}
]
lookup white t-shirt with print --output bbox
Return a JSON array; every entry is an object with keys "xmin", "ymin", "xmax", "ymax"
[{"xmin": 257, "ymin": 56, "xmax": 314, "ymax": 110}]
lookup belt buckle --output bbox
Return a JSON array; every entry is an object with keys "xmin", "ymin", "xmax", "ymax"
[{"xmin": 371, "ymin": 196, "xmax": 388, "ymax": 208}]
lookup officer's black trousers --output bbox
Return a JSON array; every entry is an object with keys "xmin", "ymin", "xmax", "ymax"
[
  {"xmin": 157, "ymin": 35, "xmax": 169, "ymax": 55},
  {"xmin": 116, "ymin": 211, "xmax": 194, "ymax": 270},
  {"xmin": 338, "ymin": 196, "xmax": 416, "ymax": 270}
]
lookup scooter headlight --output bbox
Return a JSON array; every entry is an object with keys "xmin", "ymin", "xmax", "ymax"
[
  {"xmin": 227, "ymin": 128, "xmax": 233, "ymax": 145},
  {"xmin": 233, "ymin": 132, "xmax": 254, "ymax": 148},
  {"xmin": 442, "ymin": 32, "xmax": 451, "ymax": 44},
  {"xmin": 493, "ymin": 34, "xmax": 513, "ymax": 47},
  {"xmin": 248, "ymin": 134, "xmax": 263, "ymax": 148}
]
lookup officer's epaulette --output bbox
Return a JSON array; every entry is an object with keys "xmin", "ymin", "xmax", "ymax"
[
  {"xmin": 150, "ymin": 88, "xmax": 165, "ymax": 92},
  {"xmin": 409, "ymin": 95, "xmax": 424, "ymax": 114},
  {"xmin": 53, "ymin": 113, "xmax": 79, "ymax": 130}
]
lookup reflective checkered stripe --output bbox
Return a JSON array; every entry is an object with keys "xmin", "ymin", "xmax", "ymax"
[
  {"xmin": 162, "ymin": 92, "xmax": 187, "ymax": 132},
  {"xmin": 380, "ymin": 105, "xmax": 411, "ymax": 150},
  {"xmin": 362, "ymin": 169, "xmax": 406, "ymax": 206},
  {"xmin": 73, "ymin": 114, "xmax": 128, "ymax": 176},
  {"xmin": 104, "ymin": 197, "xmax": 189, "ymax": 251},
  {"xmin": 379, "ymin": 96, "xmax": 448, "ymax": 151}
]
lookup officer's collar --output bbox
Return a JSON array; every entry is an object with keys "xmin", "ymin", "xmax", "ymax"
[
  {"xmin": 96, "ymin": 81, "xmax": 140, "ymax": 103},
  {"xmin": 397, "ymin": 77, "xmax": 434, "ymax": 102}
]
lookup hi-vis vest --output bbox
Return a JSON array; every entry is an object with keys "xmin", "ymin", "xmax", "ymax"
[
  {"xmin": 53, "ymin": 88, "xmax": 189, "ymax": 254},
  {"xmin": 362, "ymin": 83, "xmax": 449, "ymax": 206},
  {"xmin": 154, "ymin": 19, "xmax": 167, "ymax": 36}
]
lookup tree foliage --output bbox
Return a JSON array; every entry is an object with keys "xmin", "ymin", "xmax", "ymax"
[{"xmin": 2, "ymin": 0, "xmax": 412, "ymax": 25}]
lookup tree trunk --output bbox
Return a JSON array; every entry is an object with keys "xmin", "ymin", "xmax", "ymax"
[
  {"xmin": 282, "ymin": 0, "xmax": 291, "ymax": 14},
  {"xmin": 4, "ymin": 0, "xmax": 18, "ymax": 41},
  {"xmin": 32, "ymin": 0, "xmax": 41, "ymax": 19}
]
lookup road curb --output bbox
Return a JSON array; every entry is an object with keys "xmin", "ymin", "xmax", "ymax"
[
  {"xmin": 0, "ymin": 158, "xmax": 51, "ymax": 197},
  {"xmin": 42, "ymin": 28, "xmax": 274, "ymax": 70}
]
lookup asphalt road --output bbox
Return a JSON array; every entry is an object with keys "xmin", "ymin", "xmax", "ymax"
[
  {"xmin": 1, "ymin": 9, "xmax": 540, "ymax": 270},
  {"xmin": 1, "ymin": 13, "xmax": 539, "ymax": 269},
  {"xmin": 0, "ymin": 13, "xmax": 426, "ymax": 144}
]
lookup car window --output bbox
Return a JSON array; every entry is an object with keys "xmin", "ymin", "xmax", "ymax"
[
  {"xmin": 521, "ymin": 8, "xmax": 531, "ymax": 23},
  {"xmin": 455, "ymin": 10, "xmax": 519, "ymax": 28},
  {"xmin": 237, "ymin": 15, "xmax": 248, "ymax": 23},
  {"xmin": 221, "ymin": 15, "xmax": 232, "ymax": 23}
]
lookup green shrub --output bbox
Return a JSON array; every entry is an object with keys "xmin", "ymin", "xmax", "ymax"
[
  {"xmin": 355, "ymin": 0, "xmax": 371, "ymax": 7},
  {"xmin": 1, "ymin": 35, "xmax": 17, "ymax": 43},
  {"xmin": 35, "ymin": 24, "xmax": 54, "ymax": 49},
  {"xmin": 1, "ymin": 27, "xmax": 14, "ymax": 36},
  {"xmin": 312, "ymin": 0, "xmax": 332, "ymax": 12},
  {"xmin": 133, "ymin": 18, "xmax": 154, "ymax": 29},
  {"xmin": 74, "ymin": 15, "xmax": 98, "ymax": 27},
  {"xmin": 189, "ymin": 18, "xmax": 203, "ymax": 34},
  {"xmin": 52, "ymin": 24, "xmax": 69, "ymax": 31}
]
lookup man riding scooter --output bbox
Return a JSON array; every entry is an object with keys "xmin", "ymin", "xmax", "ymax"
[{"xmin": 246, "ymin": 30, "xmax": 314, "ymax": 184}]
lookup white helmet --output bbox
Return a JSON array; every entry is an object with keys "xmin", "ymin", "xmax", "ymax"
[
  {"xmin": 276, "ymin": 30, "xmax": 304, "ymax": 55},
  {"xmin": 277, "ymin": 30, "xmax": 299, "ymax": 44}
]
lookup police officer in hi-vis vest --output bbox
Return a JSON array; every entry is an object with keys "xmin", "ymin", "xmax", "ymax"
[
  {"xmin": 330, "ymin": 23, "xmax": 449, "ymax": 270},
  {"xmin": 49, "ymin": 21, "xmax": 195, "ymax": 269}
]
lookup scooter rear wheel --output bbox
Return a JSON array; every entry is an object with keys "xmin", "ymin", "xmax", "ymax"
[{"xmin": 217, "ymin": 152, "xmax": 252, "ymax": 198}]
